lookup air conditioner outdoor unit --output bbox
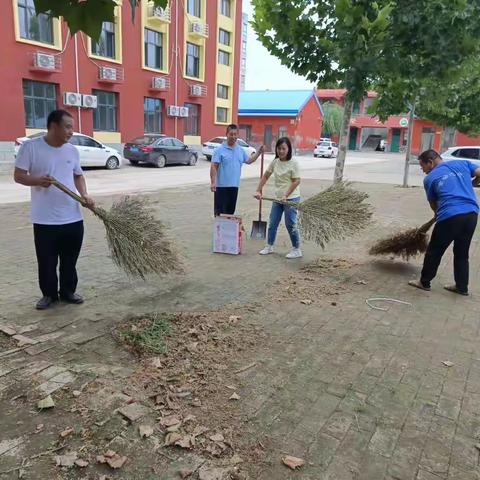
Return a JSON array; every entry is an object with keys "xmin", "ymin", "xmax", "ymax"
[
  {"xmin": 167, "ymin": 105, "xmax": 180, "ymax": 117},
  {"xmin": 34, "ymin": 52, "xmax": 56, "ymax": 69},
  {"xmin": 179, "ymin": 106, "xmax": 189, "ymax": 118},
  {"xmin": 99, "ymin": 66, "xmax": 117, "ymax": 81},
  {"xmin": 82, "ymin": 94, "xmax": 98, "ymax": 108},
  {"xmin": 152, "ymin": 76, "xmax": 167, "ymax": 90},
  {"xmin": 63, "ymin": 92, "xmax": 82, "ymax": 107},
  {"xmin": 190, "ymin": 84, "xmax": 203, "ymax": 96},
  {"xmin": 191, "ymin": 23, "xmax": 203, "ymax": 33}
]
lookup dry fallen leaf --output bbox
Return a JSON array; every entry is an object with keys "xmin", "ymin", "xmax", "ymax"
[
  {"xmin": 198, "ymin": 465, "xmax": 231, "ymax": 480},
  {"xmin": 160, "ymin": 415, "xmax": 181, "ymax": 427},
  {"xmin": 150, "ymin": 357, "xmax": 163, "ymax": 368},
  {"xmin": 282, "ymin": 455, "xmax": 305, "ymax": 470},
  {"xmin": 229, "ymin": 392, "xmax": 240, "ymax": 401},
  {"xmin": 175, "ymin": 435, "xmax": 195, "ymax": 449},
  {"xmin": 164, "ymin": 432, "xmax": 183, "ymax": 446},
  {"xmin": 210, "ymin": 433, "xmax": 225, "ymax": 443},
  {"xmin": 300, "ymin": 299, "xmax": 312, "ymax": 305},
  {"xmin": 139, "ymin": 424, "xmax": 154, "ymax": 438},
  {"xmin": 228, "ymin": 315, "xmax": 241, "ymax": 323},
  {"xmin": 60, "ymin": 427, "xmax": 74, "ymax": 438},
  {"xmin": 74, "ymin": 459, "xmax": 89, "ymax": 468},
  {"xmin": 179, "ymin": 468, "xmax": 194, "ymax": 478},
  {"xmin": 106, "ymin": 454, "xmax": 127, "ymax": 469},
  {"xmin": 35, "ymin": 424, "xmax": 44, "ymax": 432},
  {"xmin": 105, "ymin": 450, "xmax": 116, "ymax": 458},
  {"xmin": 442, "ymin": 360, "xmax": 454, "ymax": 367},
  {"xmin": 192, "ymin": 425, "xmax": 209, "ymax": 437},
  {"xmin": 55, "ymin": 452, "xmax": 78, "ymax": 467},
  {"xmin": 37, "ymin": 395, "xmax": 55, "ymax": 410}
]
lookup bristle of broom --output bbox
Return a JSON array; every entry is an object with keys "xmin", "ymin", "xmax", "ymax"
[
  {"xmin": 94, "ymin": 197, "xmax": 183, "ymax": 279},
  {"xmin": 369, "ymin": 228, "xmax": 429, "ymax": 260},
  {"xmin": 297, "ymin": 182, "xmax": 373, "ymax": 248}
]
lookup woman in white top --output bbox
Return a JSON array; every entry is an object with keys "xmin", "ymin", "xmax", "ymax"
[{"xmin": 254, "ymin": 137, "xmax": 302, "ymax": 258}]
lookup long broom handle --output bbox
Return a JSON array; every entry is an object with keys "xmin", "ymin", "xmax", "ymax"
[
  {"xmin": 258, "ymin": 152, "xmax": 264, "ymax": 221},
  {"xmin": 261, "ymin": 197, "xmax": 299, "ymax": 209},
  {"xmin": 418, "ymin": 217, "xmax": 436, "ymax": 234},
  {"xmin": 50, "ymin": 177, "xmax": 93, "ymax": 210}
]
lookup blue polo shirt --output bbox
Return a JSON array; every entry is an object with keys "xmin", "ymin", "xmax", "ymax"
[
  {"xmin": 424, "ymin": 160, "xmax": 479, "ymax": 223},
  {"xmin": 212, "ymin": 142, "xmax": 249, "ymax": 188}
]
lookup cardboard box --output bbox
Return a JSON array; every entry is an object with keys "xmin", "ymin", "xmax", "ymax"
[{"xmin": 213, "ymin": 215, "xmax": 243, "ymax": 255}]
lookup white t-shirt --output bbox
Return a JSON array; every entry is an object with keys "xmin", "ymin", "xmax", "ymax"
[{"xmin": 15, "ymin": 136, "xmax": 84, "ymax": 225}]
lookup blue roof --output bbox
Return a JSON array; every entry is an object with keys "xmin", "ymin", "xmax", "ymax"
[{"xmin": 239, "ymin": 90, "xmax": 323, "ymax": 117}]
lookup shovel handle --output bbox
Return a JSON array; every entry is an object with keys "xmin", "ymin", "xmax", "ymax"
[{"xmin": 258, "ymin": 152, "xmax": 264, "ymax": 221}]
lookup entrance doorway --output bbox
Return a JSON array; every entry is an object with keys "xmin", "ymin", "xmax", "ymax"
[
  {"xmin": 391, "ymin": 128, "xmax": 401, "ymax": 153},
  {"xmin": 264, "ymin": 125, "xmax": 273, "ymax": 151},
  {"xmin": 421, "ymin": 128, "xmax": 435, "ymax": 152},
  {"xmin": 349, "ymin": 127, "xmax": 358, "ymax": 150}
]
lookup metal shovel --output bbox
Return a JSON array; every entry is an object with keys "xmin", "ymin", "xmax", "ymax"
[{"xmin": 251, "ymin": 152, "xmax": 267, "ymax": 239}]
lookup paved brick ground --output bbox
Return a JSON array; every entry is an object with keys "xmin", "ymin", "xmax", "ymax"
[{"xmin": 1, "ymin": 179, "xmax": 480, "ymax": 479}]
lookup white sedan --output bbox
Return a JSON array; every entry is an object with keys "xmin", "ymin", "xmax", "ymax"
[
  {"xmin": 441, "ymin": 146, "xmax": 480, "ymax": 167},
  {"xmin": 314, "ymin": 140, "xmax": 339, "ymax": 158},
  {"xmin": 14, "ymin": 132, "xmax": 123, "ymax": 169},
  {"xmin": 202, "ymin": 136, "xmax": 256, "ymax": 161}
]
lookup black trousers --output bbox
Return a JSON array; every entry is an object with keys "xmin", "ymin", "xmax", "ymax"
[
  {"xmin": 33, "ymin": 221, "xmax": 84, "ymax": 299},
  {"xmin": 214, "ymin": 187, "xmax": 239, "ymax": 216},
  {"xmin": 421, "ymin": 212, "xmax": 478, "ymax": 292}
]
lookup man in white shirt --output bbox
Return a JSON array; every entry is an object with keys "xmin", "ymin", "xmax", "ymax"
[{"xmin": 14, "ymin": 109, "xmax": 95, "ymax": 310}]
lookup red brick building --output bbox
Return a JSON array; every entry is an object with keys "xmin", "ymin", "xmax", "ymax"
[
  {"xmin": 0, "ymin": 0, "xmax": 243, "ymax": 168},
  {"xmin": 238, "ymin": 90, "xmax": 323, "ymax": 152}
]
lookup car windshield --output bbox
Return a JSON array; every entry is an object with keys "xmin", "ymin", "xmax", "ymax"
[
  {"xmin": 320, "ymin": 142, "xmax": 331, "ymax": 147},
  {"xmin": 131, "ymin": 136, "xmax": 161, "ymax": 145}
]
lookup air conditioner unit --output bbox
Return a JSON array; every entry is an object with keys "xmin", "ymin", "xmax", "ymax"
[
  {"xmin": 179, "ymin": 106, "xmax": 189, "ymax": 118},
  {"xmin": 82, "ymin": 94, "xmax": 98, "ymax": 108},
  {"xmin": 63, "ymin": 92, "xmax": 82, "ymax": 107},
  {"xmin": 190, "ymin": 84, "xmax": 203, "ymax": 96},
  {"xmin": 191, "ymin": 23, "xmax": 203, "ymax": 34},
  {"xmin": 99, "ymin": 66, "xmax": 117, "ymax": 81},
  {"xmin": 167, "ymin": 105, "xmax": 180, "ymax": 117},
  {"xmin": 152, "ymin": 76, "xmax": 167, "ymax": 90},
  {"xmin": 34, "ymin": 52, "xmax": 56, "ymax": 69}
]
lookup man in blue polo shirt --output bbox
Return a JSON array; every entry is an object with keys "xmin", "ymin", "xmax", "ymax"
[
  {"xmin": 409, "ymin": 149, "xmax": 480, "ymax": 295},
  {"xmin": 210, "ymin": 124, "xmax": 264, "ymax": 215}
]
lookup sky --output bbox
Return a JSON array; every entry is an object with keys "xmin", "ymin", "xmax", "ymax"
[{"xmin": 242, "ymin": 0, "xmax": 315, "ymax": 91}]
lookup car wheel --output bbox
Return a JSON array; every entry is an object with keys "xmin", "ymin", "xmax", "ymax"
[
  {"xmin": 105, "ymin": 156, "xmax": 120, "ymax": 170},
  {"xmin": 188, "ymin": 154, "xmax": 197, "ymax": 166},
  {"xmin": 129, "ymin": 160, "xmax": 139, "ymax": 166},
  {"xmin": 154, "ymin": 154, "xmax": 166, "ymax": 168},
  {"xmin": 205, "ymin": 155, "xmax": 211, "ymax": 161}
]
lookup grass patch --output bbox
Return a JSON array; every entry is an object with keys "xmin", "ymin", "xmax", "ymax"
[{"xmin": 117, "ymin": 313, "xmax": 174, "ymax": 355}]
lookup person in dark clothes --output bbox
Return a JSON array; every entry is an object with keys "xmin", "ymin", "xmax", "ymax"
[
  {"xmin": 409, "ymin": 149, "xmax": 480, "ymax": 295},
  {"xmin": 210, "ymin": 124, "xmax": 264, "ymax": 215},
  {"xmin": 14, "ymin": 109, "xmax": 95, "ymax": 310}
]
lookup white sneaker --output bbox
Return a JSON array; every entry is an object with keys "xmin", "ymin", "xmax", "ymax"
[
  {"xmin": 259, "ymin": 245, "xmax": 274, "ymax": 255},
  {"xmin": 286, "ymin": 248, "xmax": 303, "ymax": 259}
]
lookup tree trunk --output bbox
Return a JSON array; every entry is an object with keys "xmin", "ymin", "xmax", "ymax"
[
  {"xmin": 402, "ymin": 102, "xmax": 416, "ymax": 188},
  {"xmin": 333, "ymin": 97, "xmax": 353, "ymax": 184}
]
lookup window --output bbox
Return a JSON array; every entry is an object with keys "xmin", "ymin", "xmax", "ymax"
[
  {"xmin": 219, "ymin": 28, "xmax": 231, "ymax": 46},
  {"xmin": 23, "ymin": 80, "xmax": 56, "ymax": 128},
  {"xmin": 217, "ymin": 84, "xmax": 229, "ymax": 99},
  {"xmin": 172, "ymin": 138, "xmax": 184, "ymax": 147},
  {"xmin": 454, "ymin": 148, "xmax": 480, "ymax": 160},
  {"xmin": 144, "ymin": 97, "xmax": 163, "ymax": 133},
  {"xmin": 77, "ymin": 136, "xmax": 102, "ymax": 148},
  {"xmin": 93, "ymin": 90, "xmax": 118, "ymax": 131},
  {"xmin": 352, "ymin": 102, "xmax": 361, "ymax": 115},
  {"xmin": 216, "ymin": 107, "xmax": 228, "ymax": 123},
  {"xmin": 187, "ymin": 0, "xmax": 201, "ymax": 17},
  {"xmin": 144, "ymin": 29, "xmax": 163, "ymax": 69},
  {"xmin": 92, "ymin": 22, "xmax": 116, "ymax": 59},
  {"xmin": 184, "ymin": 103, "xmax": 199, "ymax": 136},
  {"xmin": 186, "ymin": 42, "xmax": 200, "ymax": 78},
  {"xmin": 218, "ymin": 50, "xmax": 230, "ymax": 66},
  {"xmin": 220, "ymin": 0, "xmax": 231, "ymax": 17},
  {"xmin": 18, "ymin": 0, "xmax": 53, "ymax": 44}
]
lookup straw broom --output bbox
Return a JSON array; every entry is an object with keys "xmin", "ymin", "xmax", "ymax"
[
  {"xmin": 263, "ymin": 182, "xmax": 373, "ymax": 248},
  {"xmin": 51, "ymin": 178, "xmax": 183, "ymax": 279},
  {"xmin": 369, "ymin": 217, "xmax": 436, "ymax": 260}
]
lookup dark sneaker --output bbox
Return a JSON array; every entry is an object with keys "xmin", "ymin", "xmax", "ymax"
[
  {"xmin": 36, "ymin": 296, "xmax": 57, "ymax": 310},
  {"xmin": 444, "ymin": 285, "xmax": 469, "ymax": 296},
  {"xmin": 60, "ymin": 293, "xmax": 84, "ymax": 304}
]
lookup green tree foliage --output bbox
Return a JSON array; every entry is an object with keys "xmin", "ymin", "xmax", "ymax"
[
  {"xmin": 33, "ymin": 0, "xmax": 168, "ymax": 39},
  {"xmin": 251, "ymin": 0, "xmax": 480, "ymax": 183},
  {"xmin": 322, "ymin": 102, "xmax": 344, "ymax": 137}
]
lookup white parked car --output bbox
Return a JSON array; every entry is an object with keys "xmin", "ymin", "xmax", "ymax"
[
  {"xmin": 14, "ymin": 132, "xmax": 123, "ymax": 169},
  {"xmin": 202, "ymin": 136, "xmax": 256, "ymax": 161},
  {"xmin": 441, "ymin": 146, "xmax": 480, "ymax": 167},
  {"xmin": 314, "ymin": 140, "xmax": 339, "ymax": 158}
]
